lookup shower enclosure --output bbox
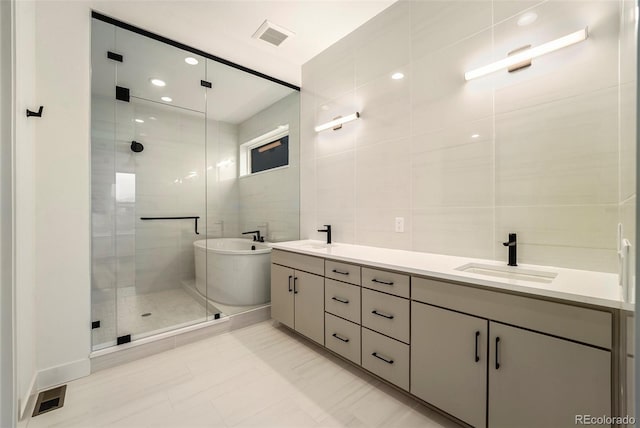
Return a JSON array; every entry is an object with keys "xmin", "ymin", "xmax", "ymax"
[{"xmin": 90, "ymin": 14, "xmax": 300, "ymax": 351}]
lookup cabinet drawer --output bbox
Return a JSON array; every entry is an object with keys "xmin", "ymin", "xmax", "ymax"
[
  {"xmin": 325, "ymin": 313, "xmax": 361, "ymax": 365},
  {"xmin": 362, "ymin": 267, "xmax": 409, "ymax": 298},
  {"xmin": 325, "ymin": 279, "xmax": 361, "ymax": 324},
  {"xmin": 362, "ymin": 327, "xmax": 409, "ymax": 390},
  {"xmin": 272, "ymin": 249, "xmax": 324, "ymax": 276},
  {"xmin": 325, "ymin": 260, "xmax": 361, "ymax": 285},
  {"xmin": 362, "ymin": 288, "xmax": 410, "ymax": 343}
]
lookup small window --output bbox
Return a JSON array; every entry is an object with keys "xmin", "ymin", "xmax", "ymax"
[
  {"xmin": 239, "ymin": 125, "xmax": 289, "ymax": 177},
  {"xmin": 250, "ymin": 136, "xmax": 289, "ymax": 174}
]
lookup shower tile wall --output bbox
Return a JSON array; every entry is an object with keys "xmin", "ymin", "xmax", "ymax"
[
  {"xmin": 206, "ymin": 120, "xmax": 240, "ymax": 238},
  {"xmin": 128, "ymin": 101, "xmax": 206, "ymax": 293},
  {"xmin": 300, "ymin": 0, "xmax": 637, "ymax": 273},
  {"xmin": 237, "ymin": 93, "xmax": 301, "ymax": 242},
  {"xmin": 92, "ymin": 99, "xmax": 210, "ymax": 296}
]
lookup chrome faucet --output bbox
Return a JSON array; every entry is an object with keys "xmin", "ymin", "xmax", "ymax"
[
  {"xmin": 317, "ymin": 225, "xmax": 332, "ymax": 245},
  {"xmin": 242, "ymin": 230, "xmax": 264, "ymax": 242},
  {"xmin": 502, "ymin": 233, "xmax": 517, "ymax": 266}
]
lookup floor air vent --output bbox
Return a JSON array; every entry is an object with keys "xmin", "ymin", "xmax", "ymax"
[{"xmin": 32, "ymin": 385, "xmax": 67, "ymax": 417}]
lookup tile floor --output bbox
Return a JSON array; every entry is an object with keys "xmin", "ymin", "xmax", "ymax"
[{"xmin": 25, "ymin": 321, "xmax": 459, "ymax": 428}]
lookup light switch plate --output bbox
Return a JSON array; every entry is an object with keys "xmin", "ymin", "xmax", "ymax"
[{"xmin": 395, "ymin": 217, "xmax": 404, "ymax": 233}]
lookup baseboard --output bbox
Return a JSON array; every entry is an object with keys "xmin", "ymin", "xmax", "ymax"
[
  {"xmin": 36, "ymin": 358, "xmax": 91, "ymax": 391},
  {"xmin": 18, "ymin": 372, "xmax": 37, "ymax": 420}
]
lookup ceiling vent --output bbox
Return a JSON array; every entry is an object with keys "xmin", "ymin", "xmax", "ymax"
[{"xmin": 252, "ymin": 20, "xmax": 294, "ymax": 47}]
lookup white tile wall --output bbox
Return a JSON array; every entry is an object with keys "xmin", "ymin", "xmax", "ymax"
[
  {"xmin": 237, "ymin": 93, "xmax": 300, "ymax": 242},
  {"xmin": 301, "ymin": 0, "xmax": 636, "ymax": 273},
  {"xmin": 495, "ymin": 87, "xmax": 618, "ymax": 206}
]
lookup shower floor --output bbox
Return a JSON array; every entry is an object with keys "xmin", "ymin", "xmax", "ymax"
[{"xmin": 91, "ymin": 287, "xmax": 219, "ymax": 350}]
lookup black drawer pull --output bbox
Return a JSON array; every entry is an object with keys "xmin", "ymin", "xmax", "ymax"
[
  {"xmin": 372, "ymin": 352, "xmax": 394, "ymax": 364},
  {"xmin": 331, "ymin": 296, "xmax": 349, "ymax": 304},
  {"xmin": 474, "ymin": 331, "xmax": 480, "ymax": 363},
  {"xmin": 495, "ymin": 337, "xmax": 501, "ymax": 370},
  {"xmin": 371, "ymin": 309, "xmax": 394, "ymax": 320},
  {"xmin": 332, "ymin": 269, "xmax": 349, "ymax": 275},
  {"xmin": 293, "ymin": 277, "xmax": 298, "ymax": 294},
  {"xmin": 371, "ymin": 278, "xmax": 394, "ymax": 286},
  {"xmin": 288, "ymin": 275, "xmax": 293, "ymax": 293},
  {"xmin": 332, "ymin": 333, "xmax": 350, "ymax": 343}
]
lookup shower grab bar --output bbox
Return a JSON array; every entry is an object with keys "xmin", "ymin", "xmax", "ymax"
[{"xmin": 140, "ymin": 216, "xmax": 200, "ymax": 234}]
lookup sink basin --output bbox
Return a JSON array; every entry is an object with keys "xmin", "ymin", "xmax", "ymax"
[{"xmin": 455, "ymin": 263, "xmax": 557, "ymax": 284}]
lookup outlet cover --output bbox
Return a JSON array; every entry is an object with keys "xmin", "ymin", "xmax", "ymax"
[{"xmin": 395, "ymin": 217, "xmax": 405, "ymax": 233}]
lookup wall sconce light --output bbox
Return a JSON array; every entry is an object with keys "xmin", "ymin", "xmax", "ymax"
[
  {"xmin": 315, "ymin": 112, "xmax": 360, "ymax": 132},
  {"xmin": 464, "ymin": 27, "xmax": 588, "ymax": 81}
]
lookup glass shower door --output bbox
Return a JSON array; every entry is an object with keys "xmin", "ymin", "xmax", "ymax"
[
  {"xmin": 91, "ymin": 19, "xmax": 118, "ymax": 349},
  {"xmin": 111, "ymin": 28, "xmax": 210, "ymax": 342}
]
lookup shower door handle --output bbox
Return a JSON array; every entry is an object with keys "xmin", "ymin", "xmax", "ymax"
[{"xmin": 288, "ymin": 275, "xmax": 293, "ymax": 293}]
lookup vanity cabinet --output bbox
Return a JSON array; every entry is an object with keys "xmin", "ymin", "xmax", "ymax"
[
  {"xmin": 270, "ymin": 248, "xmax": 619, "ymax": 428},
  {"xmin": 488, "ymin": 322, "xmax": 611, "ymax": 428},
  {"xmin": 271, "ymin": 252, "xmax": 324, "ymax": 345},
  {"xmin": 412, "ymin": 276, "xmax": 612, "ymax": 428},
  {"xmin": 411, "ymin": 302, "xmax": 488, "ymax": 428}
]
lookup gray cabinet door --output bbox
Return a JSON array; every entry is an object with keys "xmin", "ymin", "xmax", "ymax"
[
  {"xmin": 489, "ymin": 322, "xmax": 611, "ymax": 428},
  {"xmin": 270, "ymin": 264, "xmax": 294, "ymax": 329},
  {"xmin": 294, "ymin": 270, "xmax": 324, "ymax": 345},
  {"xmin": 411, "ymin": 302, "xmax": 488, "ymax": 428}
]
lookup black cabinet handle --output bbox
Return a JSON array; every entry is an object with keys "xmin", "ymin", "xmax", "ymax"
[
  {"xmin": 293, "ymin": 277, "xmax": 298, "ymax": 294},
  {"xmin": 332, "ymin": 296, "xmax": 349, "ymax": 304},
  {"xmin": 475, "ymin": 331, "xmax": 480, "ymax": 363},
  {"xmin": 371, "ymin": 309, "xmax": 394, "ymax": 320},
  {"xmin": 332, "ymin": 269, "xmax": 349, "ymax": 275},
  {"xmin": 495, "ymin": 337, "xmax": 501, "ymax": 370},
  {"xmin": 371, "ymin": 278, "xmax": 394, "ymax": 286},
  {"xmin": 288, "ymin": 275, "xmax": 293, "ymax": 293},
  {"xmin": 332, "ymin": 333, "xmax": 349, "ymax": 343},
  {"xmin": 372, "ymin": 352, "xmax": 394, "ymax": 364}
]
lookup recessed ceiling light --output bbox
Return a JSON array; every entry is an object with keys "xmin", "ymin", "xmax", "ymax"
[
  {"xmin": 149, "ymin": 116, "xmax": 157, "ymax": 121},
  {"xmin": 161, "ymin": 96, "xmax": 173, "ymax": 102},
  {"xmin": 391, "ymin": 72, "xmax": 405, "ymax": 80},
  {"xmin": 150, "ymin": 78, "xmax": 166, "ymax": 87},
  {"xmin": 517, "ymin": 12, "xmax": 538, "ymax": 27},
  {"xmin": 471, "ymin": 134, "xmax": 480, "ymax": 138},
  {"xmin": 135, "ymin": 118, "xmax": 144, "ymax": 123},
  {"xmin": 185, "ymin": 57, "xmax": 199, "ymax": 65}
]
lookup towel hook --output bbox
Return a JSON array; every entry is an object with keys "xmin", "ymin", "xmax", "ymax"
[{"xmin": 26, "ymin": 106, "xmax": 44, "ymax": 118}]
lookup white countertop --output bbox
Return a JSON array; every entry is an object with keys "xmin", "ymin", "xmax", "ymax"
[{"xmin": 270, "ymin": 240, "xmax": 634, "ymax": 311}]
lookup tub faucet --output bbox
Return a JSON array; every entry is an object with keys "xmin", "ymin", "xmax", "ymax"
[
  {"xmin": 242, "ymin": 230, "xmax": 264, "ymax": 242},
  {"xmin": 317, "ymin": 225, "xmax": 331, "ymax": 245},
  {"xmin": 502, "ymin": 233, "xmax": 517, "ymax": 266}
]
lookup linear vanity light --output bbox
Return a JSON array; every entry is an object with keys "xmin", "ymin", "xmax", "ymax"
[
  {"xmin": 314, "ymin": 112, "xmax": 360, "ymax": 132},
  {"xmin": 464, "ymin": 27, "xmax": 588, "ymax": 81}
]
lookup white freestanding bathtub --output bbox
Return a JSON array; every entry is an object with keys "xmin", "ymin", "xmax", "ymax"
[{"xmin": 194, "ymin": 238, "xmax": 271, "ymax": 306}]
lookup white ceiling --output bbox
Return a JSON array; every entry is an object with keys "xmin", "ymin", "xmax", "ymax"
[
  {"xmin": 91, "ymin": 0, "xmax": 397, "ymax": 86},
  {"xmin": 92, "ymin": 18, "xmax": 295, "ymax": 123}
]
